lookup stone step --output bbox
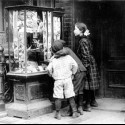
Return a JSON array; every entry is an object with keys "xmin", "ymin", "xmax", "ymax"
[{"xmin": 0, "ymin": 111, "xmax": 7, "ymax": 118}]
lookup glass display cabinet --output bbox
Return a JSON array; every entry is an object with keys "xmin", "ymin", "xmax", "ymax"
[
  {"xmin": 7, "ymin": 6, "xmax": 64, "ymax": 74},
  {"xmin": 5, "ymin": 5, "xmax": 64, "ymax": 119}
]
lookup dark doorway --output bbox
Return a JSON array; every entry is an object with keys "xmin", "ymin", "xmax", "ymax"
[
  {"xmin": 74, "ymin": 1, "xmax": 101, "ymax": 68},
  {"xmin": 101, "ymin": 1, "xmax": 125, "ymax": 98},
  {"xmin": 74, "ymin": 1, "xmax": 125, "ymax": 98}
]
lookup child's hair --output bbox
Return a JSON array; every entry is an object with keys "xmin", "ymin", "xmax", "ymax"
[
  {"xmin": 75, "ymin": 22, "xmax": 87, "ymax": 34},
  {"xmin": 56, "ymin": 39, "xmax": 66, "ymax": 46}
]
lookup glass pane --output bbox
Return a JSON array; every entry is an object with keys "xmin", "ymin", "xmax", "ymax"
[
  {"xmin": 42, "ymin": 11, "xmax": 52, "ymax": 61},
  {"xmin": 12, "ymin": 10, "xmax": 26, "ymax": 73},
  {"xmin": 53, "ymin": 17, "xmax": 61, "ymax": 41},
  {"xmin": 26, "ymin": 10, "xmax": 44, "ymax": 73},
  {"xmin": 7, "ymin": 6, "xmax": 60, "ymax": 74},
  {"xmin": 42, "ymin": 11, "xmax": 48, "ymax": 61},
  {"xmin": 9, "ymin": 9, "xmax": 50, "ymax": 74},
  {"xmin": 47, "ymin": 12, "xmax": 52, "ymax": 59},
  {"xmin": 9, "ymin": 10, "xmax": 14, "ymax": 71}
]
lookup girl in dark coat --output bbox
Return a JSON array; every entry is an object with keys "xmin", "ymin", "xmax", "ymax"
[{"xmin": 74, "ymin": 22, "xmax": 100, "ymax": 112}]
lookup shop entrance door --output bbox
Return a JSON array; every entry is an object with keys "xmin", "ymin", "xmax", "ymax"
[
  {"xmin": 74, "ymin": 1, "xmax": 125, "ymax": 98},
  {"xmin": 101, "ymin": 1, "xmax": 125, "ymax": 98}
]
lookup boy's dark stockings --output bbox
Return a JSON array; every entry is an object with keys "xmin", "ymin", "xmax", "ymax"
[
  {"xmin": 90, "ymin": 90, "xmax": 98, "ymax": 107},
  {"xmin": 83, "ymin": 90, "xmax": 98, "ymax": 112},
  {"xmin": 83, "ymin": 90, "xmax": 91, "ymax": 112},
  {"xmin": 62, "ymin": 95, "xmax": 84, "ymax": 116},
  {"xmin": 68, "ymin": 97, "xmax": 80, "ymax": 118},
  {"xmin": 77, "ymin": 94, "xmax": 84, "ymax": 115},
  {"xmin": 55, "ymin": 99, "xmax": 61, "ymax": 120},
  {"xmin": 55, "ymin": 97, "xmax": 80, "ymax": 118}
]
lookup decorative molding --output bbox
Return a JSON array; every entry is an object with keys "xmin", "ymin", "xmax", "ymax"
[
  {"xmin": 107, "ymin": 70, "xmax": 125, "ymax": 88},
  {"xmin": 15, "ymin": 84, "xmax": 25, "ymax": 101}
]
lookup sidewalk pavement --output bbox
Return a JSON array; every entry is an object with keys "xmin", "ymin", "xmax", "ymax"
[{"xmin": 0, "ymin": 98, "xmax": 125, "ymax": 124}]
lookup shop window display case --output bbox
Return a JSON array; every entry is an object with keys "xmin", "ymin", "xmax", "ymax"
[{"xmin": 5, "ymin": 5, "xmax": 64, "ymax": 119}]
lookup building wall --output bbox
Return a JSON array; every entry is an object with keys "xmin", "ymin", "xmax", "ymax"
[{"xmin": 0, "ymin": 0, "xmax": 3, "ymax": 31}]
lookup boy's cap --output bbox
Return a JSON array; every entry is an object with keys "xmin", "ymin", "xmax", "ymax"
[
  {"xmin": 52, "ymin": 40, "xmax": 63, "ymax": 53},
  {"xmin": 57, "ymin": 39, "xmax": 66, "ymax": 46}
]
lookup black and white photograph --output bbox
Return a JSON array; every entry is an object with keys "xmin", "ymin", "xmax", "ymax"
[{"xmin": 0, "ymin": 0, "xmax": 124, "ymax": 124}]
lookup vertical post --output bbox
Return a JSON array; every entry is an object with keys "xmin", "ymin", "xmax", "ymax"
[
  {"xmin": 0, "ymin": 45, "xmax": 5, "ymax": 111},
  {"xmin": 0, "ymin": 0, "xmax": 3, "ymax": 31}
]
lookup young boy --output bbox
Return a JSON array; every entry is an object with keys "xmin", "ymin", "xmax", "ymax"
[
  {"xmin": 46, "ymin": 40, "xmax": 80, "ymax": 120},
  {"xmin": 53, "ymin": 39, "xmax": 86, "ymax": 116}
]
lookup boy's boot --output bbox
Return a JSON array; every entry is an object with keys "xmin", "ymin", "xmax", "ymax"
[
  {"xmin": 90, "ymin": 90, "xmax": 98, "ymax": 107},
  {"xmin": 77, "ymin": 94, "xmax": 84, "ymax": 115},
  {"xmin": 84, "ymin": 101, "xmax": 91, "ymax": 112},
  {"xmin": 55, "ymin": 99, "xmax": 61, "ymax": 120},
  {"xmin": 83, "ymin": 90, "xmax": 91, "ymax": 112},
  {"xmin": 55, "ymin": 111, "xmax": 61, "ymax": 120},
  {"xmin": 69, "ymin": 97, "xmax": 80, "ymax": 118},
  {"xmin": 61, "ymin": 105, "xmax": 72, "ymax": 117}
]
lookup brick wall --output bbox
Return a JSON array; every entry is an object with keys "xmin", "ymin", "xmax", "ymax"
[{"xmin": 55, "ymin": 0, "xmax": 74, "ymax": 49}]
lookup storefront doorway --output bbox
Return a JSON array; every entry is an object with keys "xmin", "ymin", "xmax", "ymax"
[{"xmin": 74, "ymin": 0, "xmax": 125, "ymax": 98}]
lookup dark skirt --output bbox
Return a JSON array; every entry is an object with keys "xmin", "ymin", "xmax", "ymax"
[{"xmin": 84, "ymin": 59, "xmax": 100, "ymax": 90}]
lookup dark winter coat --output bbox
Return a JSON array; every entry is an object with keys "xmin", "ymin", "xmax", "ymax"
[{"xmin": 77, "ymin": 37, "xmax": 100, "ymax": 90}]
